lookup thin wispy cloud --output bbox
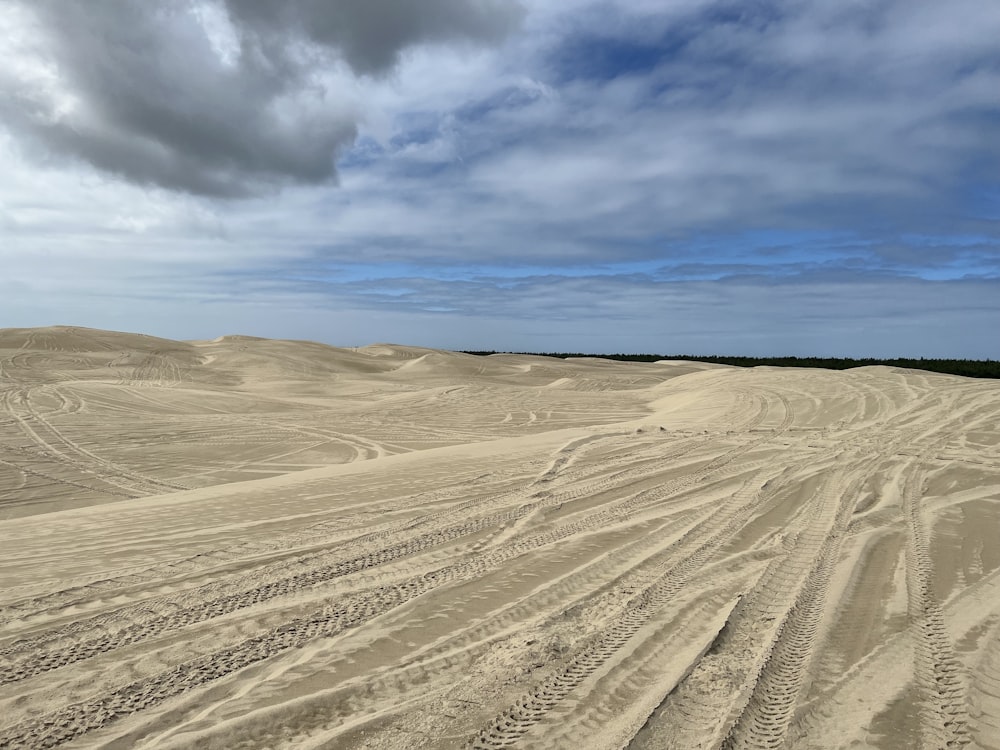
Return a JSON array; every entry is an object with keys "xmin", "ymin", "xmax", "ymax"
[{"xmin": 0, "ymin": 0, "xmax": 997, "ymax": 355}]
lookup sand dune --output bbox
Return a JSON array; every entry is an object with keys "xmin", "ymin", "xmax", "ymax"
[{"xmin": 1, "ymin": 327, "xmax": 1000, "ymax": 749}]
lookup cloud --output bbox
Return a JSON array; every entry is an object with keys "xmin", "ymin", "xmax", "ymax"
[
  {"xmin": 1, "ymin": 0, "xmax": 999, "ymax": 356},
  {"xmin": 271, "ymin": 0, "xmax": 997, "ymax": 279},
  {"xmin": 224, "ymin": 0, "xmax": 525, "ymax": 76},
  {"xmin": 0, "ymin": 0, "xmax": 523, "ymax": 196}
]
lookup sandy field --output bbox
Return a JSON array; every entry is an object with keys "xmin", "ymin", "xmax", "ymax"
[{"xmin": 1, "ymin": 326, "xmax": 999, "ymax": 749}]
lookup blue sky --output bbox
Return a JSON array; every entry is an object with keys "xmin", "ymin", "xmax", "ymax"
[{"xmin": 1, "ymin": 0, "xmax": 998, "ymax": 356}]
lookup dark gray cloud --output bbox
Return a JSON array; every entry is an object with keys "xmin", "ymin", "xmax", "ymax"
[
  {"xmin": 225, "ymin": 0, "xmax": 525, "ymax": 76},
  {"xmin": 0, "ymin": 0, "xmax": 522, "ymax": 196}
]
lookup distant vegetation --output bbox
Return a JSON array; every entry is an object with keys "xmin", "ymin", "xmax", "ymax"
[{"xmin": 460, "ymin": 352, "xmax": 1000, "ymax": 379}]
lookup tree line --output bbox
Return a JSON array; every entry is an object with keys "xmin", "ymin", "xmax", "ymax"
[{"xmin": 459, "ymin": 351, "xmax": 1000, "ymax": 379}]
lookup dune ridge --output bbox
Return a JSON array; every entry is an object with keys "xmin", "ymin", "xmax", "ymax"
[{"xmin": 1, "ymin": 326, "xmax": 999, "ymax": 749}]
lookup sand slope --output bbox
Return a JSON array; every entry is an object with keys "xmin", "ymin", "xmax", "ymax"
[{"xmin": 1, "ymin": 327, "xmax": 1000, "ymax": 749}]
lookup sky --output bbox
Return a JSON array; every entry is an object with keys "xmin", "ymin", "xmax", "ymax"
[{"xmin": 1, "ymin": 0, "xmax": 998, "ymax": 357}]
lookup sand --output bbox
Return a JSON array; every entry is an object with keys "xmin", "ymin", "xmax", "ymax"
[{"xmin": 1, "ymin": 326, "xmax": 999, "ymax": 749}]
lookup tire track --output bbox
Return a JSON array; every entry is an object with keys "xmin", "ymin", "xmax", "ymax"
[
  {"xmin": 467, "ymin": 470, "xmax": 783, "ymax": 749},
  {"xmin": 970, "ymin": 622, "xmax": 1000, "ymax": 750},
  {"xmin": 2, "ymin": 386, "xmax": 187, "ymax": 496},
  {"xmin": 723, "ymin": 384, "xmax": 988, "ymax": 748},
  {"xmin": 8, "ymin": 381, "xmax": 780, "ymax": 639},
  {"xmin": 719, "ymin": 457, "xmax": 877, "ymax": 750},
  {"xmin": 0, "ymin": 431, "xmax": 639, "ymax": 628},
  {"xmin": 0, "ymin": 470, "xmax": 768, "ymax": 750},
  {"xmin": 0, "ymin": 416, "xmax": 796, "ymax": 745},
  {"xmin": 901, "ymin": 457, "xmax": 972, "ymax": 749},
  {"xmin": 0, "ymin": 424, "xmax": 736, "ymax": 634},
  {"xmin": 0, "ymin": 573, "xmax": 442, "ymax": 749},
  {"xmin": 624, "ymin": 416, "xmax": 922, "ymax": 750},
  {"xmin": 145, "ymin": 505, "xmax": 763, "ymax": 750},
  {"xmin": 0, "ymin": 442, "xmax": 773, "ymax": 684}
]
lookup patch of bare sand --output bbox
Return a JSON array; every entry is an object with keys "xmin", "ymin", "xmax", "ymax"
[{"xmin": 1, "ymin": 327, "xmax": 1000, "ymax": 749}]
